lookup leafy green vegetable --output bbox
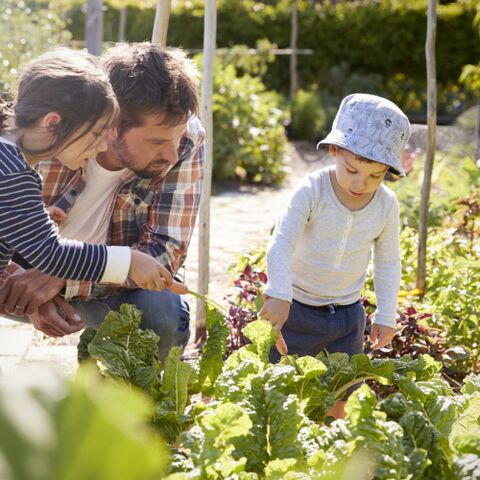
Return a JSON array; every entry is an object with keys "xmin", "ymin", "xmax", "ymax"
[
  {"xmin": 243, "ymin": 318, "xmax": 278, "ymax": 365},
  {"xmin": 71, "ymin": 308, "xmax": 480, "ymax": 480},
  {"xmin": 86, "ymin": 304, "xmax": 162, "ymax": 396},
  {"xmin": 153, "ymin": 346, "xmax": 195, "ymax": 444},
  {"xmin": 0, "ymin": 365, "xmax": 167, "ymax": 480},
  {"xmin": 194, "ymin": 303, "xmax": 229, "ymax": 394}
]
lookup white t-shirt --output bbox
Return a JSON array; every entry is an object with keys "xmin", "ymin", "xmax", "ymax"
[
  {"xmin": 264, "ymin": 166, "xmax": 401, "ymax": 327},
  {"xmin": 60, "ymin": 159, "xmax": 130, "ymax": 283}
]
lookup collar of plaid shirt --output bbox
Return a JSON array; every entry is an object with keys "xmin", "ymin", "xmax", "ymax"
[{"xmin": 40, "ymin": 133, "xmax": 197, "ymax": 214}]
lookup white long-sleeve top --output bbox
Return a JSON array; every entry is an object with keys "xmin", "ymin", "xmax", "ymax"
[{"xmin": 264, "ymin": 166, "xmax": 401, "ymax": 328}]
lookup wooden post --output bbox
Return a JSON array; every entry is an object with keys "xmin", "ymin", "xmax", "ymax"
[
  {"xmin": 152, "ymin": 0, "xmax": 171, "ymax": 47},
  {"xmin": 289, "ymin": 1, "xmax": 299, "ymax": 101},
  {"xmin": 416, "ymin": 0, "xmax": 437, "ymax": 292},
  {"xmin": 86, "ymin": 0, "xmax": 103, "ymax": 56},
  {"xmin": 476, "ymin": 97, "xmax": 480, "ymax": 163},
  {"xmin": 119, "ymin": 6, "xmax": 127, "ymax": 41},
  {"xmin": 195, "ymin": 0, "xmax": 217, "ymax": 343}
]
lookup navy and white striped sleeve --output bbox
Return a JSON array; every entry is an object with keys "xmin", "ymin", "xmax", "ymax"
[{"xmin": 0, "ymin": 165, "xmax": 108, "ymax": 282}]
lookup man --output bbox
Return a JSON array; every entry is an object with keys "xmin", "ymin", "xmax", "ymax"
[{"xmin": 0, "ymin": 43, "xmax": 204, "ymax": 360}]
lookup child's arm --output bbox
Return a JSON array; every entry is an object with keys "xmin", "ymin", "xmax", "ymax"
[
  {"xmin": 0, "ymin": 170, "xmax": 182, "ymax": 292},
  {"xmin": 371, "ymin": 196, "xmax": 402, "ymax": 348}
]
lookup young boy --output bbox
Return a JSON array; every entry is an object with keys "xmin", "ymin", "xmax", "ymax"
[{"xmin": 260, "ymin": 93, "xmax": 410, "ymax": 417}]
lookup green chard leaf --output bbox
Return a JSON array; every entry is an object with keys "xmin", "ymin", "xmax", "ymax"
[
  {"xmin": 461, "ymin": 373, "xmax": 480, "ymax": 396},
  {"xmin": 189, "ymin": 402, "xmax": 253, "ymax": 479},
  {"xmin": 342, "ymin": 385, "xmax": 415, "ymax": 479},
  {"xmin": 153, "ymin": 346, "xmax": 195, "ymax": 444},
  {"xmin": 451, "ymin": 396, "xmax": 480, "ymax": 456},
  {"xmin": 77, "ymin": 327, "xmax": 97, "ymax": 364},
  {"xmin": 214, "ymin": 358, "xmax": 261, "ymax": 403},
  {"xmin": 243, "ymin": 319, "xmax": 278, "ymax": 365},
  {"xmin": 86, "ymin": 304, "xmax": 162, "ymax": 397},
  {"xmin": 224, "ymin": 364, "xmax": 303, "ymax": 474},
  {"xmin": 195, "ymin": 303, "xmax": 229, "ymax": 394},
  {"xmin": 282, "ymin": 355, "xmax": 334, "ymax": 423},
  {"xmin": 0, "ymin": 365, "xmax": 167, "ymax": 480},
  {"xmin": 453, "ymin": 454, "xmax": 480, "ymax": 480}
]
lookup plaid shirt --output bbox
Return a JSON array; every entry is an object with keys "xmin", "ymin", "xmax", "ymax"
[{"xmin": 36, "ymin": 116, "xmax": 205, "ymax": 301}]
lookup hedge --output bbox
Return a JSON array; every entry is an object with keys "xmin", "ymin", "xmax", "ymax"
[{"xmin": 67, "ymin": 0, "xmax": 480, "ymax": 96}]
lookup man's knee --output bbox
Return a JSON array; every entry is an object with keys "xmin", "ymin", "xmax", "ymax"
[
  {"xmin": 73, "ymin": 289, "xmax": 191, "ymax": 361},
  {"xmin": 109, "ymin": 289, "xmax": 191, "ymax": 346}
]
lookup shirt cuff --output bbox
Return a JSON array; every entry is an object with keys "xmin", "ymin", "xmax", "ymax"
[
  {"xmin": 371, "ymin": 312, "xmax": 397, "ymax": 329},
  {"xmin": 101, "ymin": 246, "xmax": 131, "ymax": 284},
  {"xmin": 264, "ymin": 287, "xmax": 292, "ymax": 303},
  {"xmin": 64, "ymin": 280, "xmax": 92, "ymax": 301}
]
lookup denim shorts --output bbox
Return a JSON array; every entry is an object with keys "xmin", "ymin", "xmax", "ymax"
[{"xmin": 269, "ymin": 299, "xmax": 366, "ymax": 363}]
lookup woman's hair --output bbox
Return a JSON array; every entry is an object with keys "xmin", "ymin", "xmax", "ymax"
[
  {"xmin": 0, "ymin": 48, "xmax": 119, "ymax": 157},
  {"xmin": 102, "ymin": 42, "xmax": 199, "ymax": 136}
]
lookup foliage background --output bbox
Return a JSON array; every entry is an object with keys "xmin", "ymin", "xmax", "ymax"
[{"xmin": 66, "ymin": 0, "xmax": 480, "ymax": 122}]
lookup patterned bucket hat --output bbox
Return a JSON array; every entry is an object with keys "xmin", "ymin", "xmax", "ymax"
[{"xmin": 317, "ymin": 93, "xmax": 411, "ymax": 176}]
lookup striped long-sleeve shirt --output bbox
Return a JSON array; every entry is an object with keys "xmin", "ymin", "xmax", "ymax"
[{"xmin": 0, "ymin": 139, "xmax": 129, "ymax": 283}]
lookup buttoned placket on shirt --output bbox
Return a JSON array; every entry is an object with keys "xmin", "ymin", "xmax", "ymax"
[{"xmin": 335, "ymin": 214, "xmax": 354, "ymax": 268}]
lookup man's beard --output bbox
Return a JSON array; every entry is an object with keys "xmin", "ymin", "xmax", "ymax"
[{"xmin": 111, "ymin": 136, "xmax": 173, "ymax": 179}]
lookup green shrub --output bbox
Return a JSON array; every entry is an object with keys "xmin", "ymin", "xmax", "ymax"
[
  {"xmin": 391, "ymin": 150, "xmax": 480, "ymax": 229},
  {"xmin": 290, "ymin": 89, "xmax": 327, "ymax": 142},
  {"xmin": 207, "ymin": 56, "xmax": 289, "ymax": 184},
  {"xmin": 0, "ymin": 1, "xmax": 71, "ymax": 97},
  {"xmin": 65, "ymin": 0, "xmax": 480, "ymax": 117}
]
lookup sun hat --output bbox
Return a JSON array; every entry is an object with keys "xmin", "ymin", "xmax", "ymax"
[{"xmin": 317, "ymin": 93, "xmax": 411, "ymax": 176}]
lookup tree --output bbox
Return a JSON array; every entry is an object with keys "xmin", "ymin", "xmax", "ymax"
[
  {"xmin": 0, "ymin": 1, "xmax": 71, "ymax": 96},
  {"xmin": 109, "ymin": 0, "xmax": 152, "ymax": 42},
  {"xmin": 86, "ymin": 0, "xmax": 103, "ymax": 55},
  {"xmin": 416, "ymin": 0, "xmax": 437, "ymax": 292}
]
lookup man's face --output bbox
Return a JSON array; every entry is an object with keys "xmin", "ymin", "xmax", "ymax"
[{"xmin": 110, "ymin": 113, "xmax": 188, "ymax": 178}]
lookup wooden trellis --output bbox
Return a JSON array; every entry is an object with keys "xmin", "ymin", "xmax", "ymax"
[{"xmin": 151, "ymin": 0, "xmax": 216, "ymax": 342}]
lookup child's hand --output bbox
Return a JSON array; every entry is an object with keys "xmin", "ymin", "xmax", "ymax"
[
  {"xmin": 128, "ymin": 250, "xmax": 173, "ymax": 291},
  {"xmin": 47, "ymin": 206, "xmax": 67, "ymax": 226},
  {"xmin": 169, "ymin": 280, "xmax": 189, "ymax": 295},
  {"xmin": 259, "ymin": 296, "xmax": 291, "ymax": 355},
  {"xmin": 370, "ymin": 323, "xmax": 397, "ymax": 350}
]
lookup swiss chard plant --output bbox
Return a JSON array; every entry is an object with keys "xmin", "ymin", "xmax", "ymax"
[{"xmin": 76, "ymin": 304, "xmax": 480, "ymax": 479}]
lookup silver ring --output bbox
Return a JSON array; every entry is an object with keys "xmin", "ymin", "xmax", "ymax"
[{"xmin": 15, "ymin": 304, "xmax": 25, "ymax": 310}]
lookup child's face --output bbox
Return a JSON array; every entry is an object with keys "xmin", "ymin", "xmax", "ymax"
[
  {"xmin": 330, "ymin": 146, "xmax": 388, "ymax": 198},
  {"xmin": 53, "ymin": 114, "xmax": 112, "ymax": 170}
]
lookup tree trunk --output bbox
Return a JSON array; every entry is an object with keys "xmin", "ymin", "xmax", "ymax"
[
  {"xmin": 476, "ymin": 96, "xmax": 480, "ymax": 164},
  {"xmin": 152, "ymin": 0, "xmax": 171, "ymax": 47},
  {"xmin": 86, "ymin": 0, "xmax": 103, "ymax": 56},
  {"xmin": 289, "ymin": 2, "xmax": 299, "ymax": 101},
  {"xmin": 118, "ymin": 6, "xmax": 127, "ymax": 42},
  {"xmin": 416, "ymin": 0, "xmax": 437, "ymax": 292},
  {"xmin": 195, "ymin": 0, "xmax": 217, "ymax": 344}
]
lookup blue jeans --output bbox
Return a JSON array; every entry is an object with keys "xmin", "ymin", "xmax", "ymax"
[{"xmin": 72, "ymin": 289, "xmax": 191, "ymax": 361}]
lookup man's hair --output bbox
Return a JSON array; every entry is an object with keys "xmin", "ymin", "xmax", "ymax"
[
  {"xmin": 2, "ymin": 48, "xmax": 119, "ymax": 157},
  {"xmin": 102, "ymin": 42, "xmax": 199, "ymax": 135}
]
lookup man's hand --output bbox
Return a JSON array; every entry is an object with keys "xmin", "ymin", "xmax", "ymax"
[
  {"xmin": 259, "ymin": 296, "xmax": 291, "ymax": 355},
  {"xmin": 29, "ymin": 296, "xmax": 84, "ymax": 337},
  {"xmin": 0, "ymin": 269, "xmax": 66, "ymax": 316},
  {"xmin": 370, "ymin": 323, "xmax": 397, "ymax": 350}
]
